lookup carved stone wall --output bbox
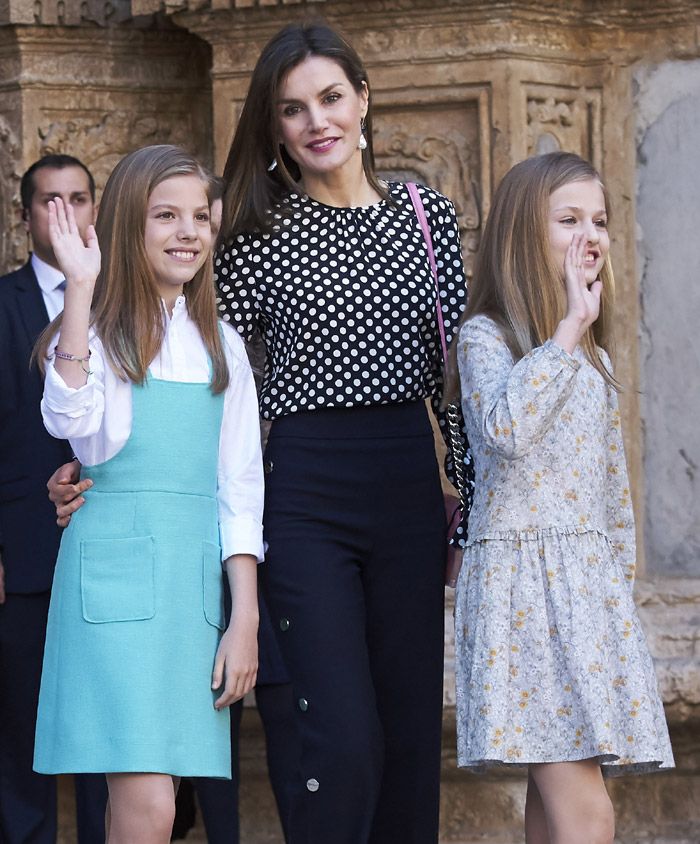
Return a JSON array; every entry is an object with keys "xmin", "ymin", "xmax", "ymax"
[
  {"xmin": 0, "ymin": 20, "xmax": 211, "ymax": 271},
  {"xmin": 2, "ymin": 2, "xmax": 700, "ymax": 842}
]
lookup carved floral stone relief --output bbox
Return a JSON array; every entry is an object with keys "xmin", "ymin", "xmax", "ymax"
[
  {"xmin": 38, "ymin": 110, "xmax": 209, "ymax": 194},
  {"xmin": 525, "ymin": 84, "xmax": 602, "ymax": 171},
  {"xmin": 0, "ymin": 115, "xmax": 24, "ymax": 271},
  {"xmin": 372, "ymin": 102, "xmax": 483, "ymax": 277}
]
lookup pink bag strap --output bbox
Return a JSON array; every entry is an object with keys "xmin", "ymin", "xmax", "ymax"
[{"xmin": 406, "ymin": 182, "xmax": 448, "ymax": 365}]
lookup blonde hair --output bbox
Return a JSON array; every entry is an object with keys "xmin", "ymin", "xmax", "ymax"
[
  {"xmin": 445, "ymin": 151, "xmax": 618, "ymax": 403},
  {"xmin": 35, "ymin": 145, "xmax": 229, "ymax": 393}
]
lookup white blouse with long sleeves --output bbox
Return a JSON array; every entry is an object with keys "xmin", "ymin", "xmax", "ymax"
[{"xmin": 41, "ymin": 295, "xmax": 265, "ymax": 563}]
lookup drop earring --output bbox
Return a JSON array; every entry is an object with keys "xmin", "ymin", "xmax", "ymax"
[
  {"xmin": 358, "ymin": 118, "xmax": 368, "ymax": 151},
  {"xmin": 267, "ymin": 157, "xmax": 278, "ymax": 172}
]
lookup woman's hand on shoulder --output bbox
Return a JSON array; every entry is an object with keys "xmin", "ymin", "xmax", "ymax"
[
  {"xmin": 554, "ymin": 233, "xmax": 603, "ymax": 354},
  {"xmin": 48, "ymin": 197, "xmax": 100, "ymax": 291},
  {"xmin": 47, "ymin": 460, "xmax": 91, "ymax": 527}
]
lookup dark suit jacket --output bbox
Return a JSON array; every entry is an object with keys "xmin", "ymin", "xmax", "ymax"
[{"xmin": 0, "ymin": 260, "xmax": 72, "ymax": 593}]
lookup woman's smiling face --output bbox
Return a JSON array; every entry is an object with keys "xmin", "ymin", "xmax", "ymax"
[{"xmin": 276, "ymin": 55, "xmax": 368, "ymax": 183}]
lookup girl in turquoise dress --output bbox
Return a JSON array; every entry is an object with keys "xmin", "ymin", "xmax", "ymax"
[
  {"xmin": 449, "ymin": 152, "xmax": 673, "ymax": 843},
  {"xmin": 32, "ymin": 145, "xmax": 264, "ymax": 844}
]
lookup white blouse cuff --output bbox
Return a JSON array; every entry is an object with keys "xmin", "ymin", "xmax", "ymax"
[
  {"xmin": 220, "ymin": 516, "xmax": 265, "ymax": 564},
  {"xmin": 42, "ymin": 362, "xmax": 100, "ymax": 417}
]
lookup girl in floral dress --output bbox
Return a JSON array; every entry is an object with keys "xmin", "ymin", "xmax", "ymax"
[{"xmin": 450, "ymin": 152, "xmax": 673, "ymax": 843}]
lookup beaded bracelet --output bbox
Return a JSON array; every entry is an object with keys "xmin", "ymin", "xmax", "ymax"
[{"xmin": 54, "ymin": 347, "xmax": 93, "ymax": 376}]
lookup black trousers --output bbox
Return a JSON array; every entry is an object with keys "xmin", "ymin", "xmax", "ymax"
[
  {"xmin": 0, "ymin": 592, "xmax": 108, "ymax": 844},
  {"xmin": 261, "ymin": 402, "xmax": 446, "ymax": 844}
]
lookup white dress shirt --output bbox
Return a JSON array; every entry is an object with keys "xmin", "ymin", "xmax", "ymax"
[
  {"xmin": 32, "ymin": 253, "xmax": 66, "ymax": 321},
  {"xmin": 41, "ymin": 296, "xmax": 265, "ymax": 562}
]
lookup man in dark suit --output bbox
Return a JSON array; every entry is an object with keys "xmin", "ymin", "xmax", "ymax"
[{"xmin": 0, "ymin": 155, "xmax": 108, "ymax": 844}]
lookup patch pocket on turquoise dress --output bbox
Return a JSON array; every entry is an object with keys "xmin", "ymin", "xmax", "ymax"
[
  {"xmin": 202, "ymin": 540, "xmax": 225, "ymax": 631},
  {"xmin": 80, "ymin": 536, "xmax": 156, "ymax": 623}
]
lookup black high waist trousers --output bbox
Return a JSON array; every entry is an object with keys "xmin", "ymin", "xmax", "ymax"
[{"xmin": 261, "ymin": 401, "xmax": 446, "ymax": 844}]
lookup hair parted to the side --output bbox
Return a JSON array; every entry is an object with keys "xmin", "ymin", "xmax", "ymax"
[
  {"xmin": 219, "ymin": 20, "xmax": 388, "ymax": 241},
  {"xmin": 444, "ymin": 151, "xmax": 618, "ymax": 404},
  {"xmin": 34, "ymin": 145, "xmax": 229, "ymax": 394},
  {"xmin": 21, "ymin": 153, "xmax": 96, "ymax": 213}
]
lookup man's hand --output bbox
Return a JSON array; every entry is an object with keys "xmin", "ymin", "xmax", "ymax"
[{"xmin": 47, "ymin": 460, "xmax": 90, "ymax": 527}]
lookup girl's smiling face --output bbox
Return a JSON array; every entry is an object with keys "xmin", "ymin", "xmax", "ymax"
[
  {"xmin": 548, "ymin": 178, "xmax": 609, "ymax": 285},
  {"xmin": 276, "ymin": 55, "xmax": 368, "ymax": 183},
  {"xmin": 144, "ymin": 174, "xmax": 212, "ymax": 303}
]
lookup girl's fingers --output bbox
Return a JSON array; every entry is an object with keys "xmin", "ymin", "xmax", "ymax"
[
  {"xmin": 65, "ymin": 201, "xmax": 78, "ymax": 235},
  {"xmin": 55, "ymin": 196, "xmax": 69, "ymax": 232},
  {"xmin": 47, "ymin": 200, "xmax": 61, "ymax": 240},
  {"xmin": 211, "ymin": 654, "xmax": 224, "ymax": 692},
  {"xmin": 214, "ymin": 665, "xmax": 257, "ymax": 709}
]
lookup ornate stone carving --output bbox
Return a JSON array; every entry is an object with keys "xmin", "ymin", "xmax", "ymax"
[
  {"xmin": 37, "ymin": 110, "xmax": 208, "ymax": 193},
  {"xmin": 2, "ymin": 0, "xmax": 132, "ymax": 26},
  {"xmin": 0, "ymin": 115, "xmax": 24, "ymax": 271},
  {"xmin": 526, "ymin": 84, "xmax": 602, "ymax": 170},
  {"xmin": 372, "ymin": 102, "xmax": 485, "ymax": 277}
]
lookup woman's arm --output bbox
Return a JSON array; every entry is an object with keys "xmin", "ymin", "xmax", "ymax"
[
  {"xmin": 419, "ymin": 187, "xmax": 475, "ymax": 538},
  {"xmin": 47, "ymin": 460, "xmax": 90, "ymax": 527},
  {"xmin": 214, "ymin": 238, "xmax": 262, "ymax": 343}
]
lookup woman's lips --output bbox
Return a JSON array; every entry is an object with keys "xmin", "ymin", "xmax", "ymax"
[{"xmin": 306, "ymin": 137, "xmax": 340, "ymax": 153}]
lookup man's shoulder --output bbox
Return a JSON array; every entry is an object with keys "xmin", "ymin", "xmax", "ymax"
[{"xmin": 0, "ymin": 261, "xmax": 35, "ymax": 300}]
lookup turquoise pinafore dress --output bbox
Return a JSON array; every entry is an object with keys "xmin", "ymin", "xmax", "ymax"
[{"xmin": 34, "ymin": 373, "xmax": 231, "ymax": 778}]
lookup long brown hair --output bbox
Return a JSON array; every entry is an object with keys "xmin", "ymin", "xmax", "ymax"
[
  {"xmin": 35, "ymin": 145, "xmax": 229, "ymax": 393},
  {"xmin": 444, "ymin": 151, "xmax": 618, "ymax": 403},
  {"xmin": 219, "ymin": 21, "xmax": 388, "ymax": 240}
]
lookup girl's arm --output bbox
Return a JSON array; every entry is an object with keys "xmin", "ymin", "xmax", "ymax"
[
  {"xmin": 41, "ymin": 199, "xmax": 107, "ymax": 444},
  {"xmin": 600, "ymin": 351, "xmax": 637, "ymax": 585},
  {"xmin": 211, "ymin": 323, "xmax": 264, "ymax": 706},
  {"xmin": 458, "ymin": 235, "xmax": 602, "ymax": 460},
  {"xmin": 458, "ymin": 315, "xmax": 581, "ymax": 459},
  {"xmin": 216, "ymin": 325, "xmax": 265, "ymax": 562},
  {"xmin": 48, "ymin": 198, "xmax": 100, "ymax": 389},
  {"xmin": 212, "ymin": 552, "xmax": 259, "ymax": 708}
]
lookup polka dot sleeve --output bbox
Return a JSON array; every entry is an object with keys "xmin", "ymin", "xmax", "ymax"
[
  {"xmin": 215, "ymin": 236, "xmax": 261, "ymax": 343},
  {"xmin": 417, "ymin": 185, "xmax": 475, "ymax": 544}
]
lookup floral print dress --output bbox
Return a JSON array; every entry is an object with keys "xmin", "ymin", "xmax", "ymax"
[{"xmin": 454, "ymin": 315, "xmax": 674, "ymax": 775}]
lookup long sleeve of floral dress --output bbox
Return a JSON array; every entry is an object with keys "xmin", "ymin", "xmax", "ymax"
[
  {"xmin": 458, "ymin": 315, "xmax": 581, "ymax": 460},
  {"xmin": 600, "ymin": 349, "xmax": 637, "ymax": 585}
]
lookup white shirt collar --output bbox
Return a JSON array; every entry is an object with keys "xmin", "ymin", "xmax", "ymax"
[
  {"xmin": 31, "ymin": 253, "xmax": 65, "ymax": 296},
  {"xmin": 163, "ymin": 294, "xmax": 188, "ymax": 323}
]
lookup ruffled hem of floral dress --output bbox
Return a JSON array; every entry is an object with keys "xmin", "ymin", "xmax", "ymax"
[{"xmin": 454, "ymin": 528, "xmax": 675, "ymax": 776}]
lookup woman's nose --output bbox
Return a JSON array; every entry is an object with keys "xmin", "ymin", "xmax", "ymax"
[{"xmin": 307, "ymin": 105, "xmax": 329, "ymax": 133}]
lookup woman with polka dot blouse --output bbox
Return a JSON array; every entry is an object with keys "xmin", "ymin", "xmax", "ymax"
[{"xmin": 216, "ymin": 22, "xmax": 470, "ymax": 844}]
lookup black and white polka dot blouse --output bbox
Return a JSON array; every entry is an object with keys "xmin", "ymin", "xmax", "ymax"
[{"xmin": 215, "ymin": 181, "xmax": 474, "ymax": 539}]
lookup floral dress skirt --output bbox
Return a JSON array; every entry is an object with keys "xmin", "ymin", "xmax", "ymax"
[{"xmin": 454, "ymin": 527, "xmax": 674, "ymax": 775}]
